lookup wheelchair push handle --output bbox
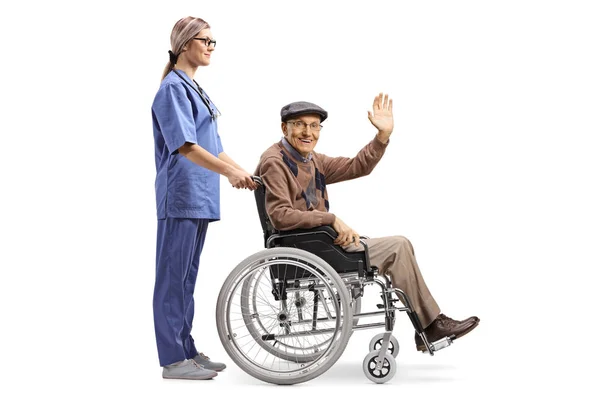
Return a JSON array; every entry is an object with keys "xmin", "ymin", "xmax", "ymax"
[{"xmin": 252, "ymin": 176, "xmax": 264, "ymax": 186}]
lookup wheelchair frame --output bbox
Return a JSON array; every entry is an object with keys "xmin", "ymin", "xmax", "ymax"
[{"xmin": 216, "ymin": 177, "xmax": 454, "ymax": 384}]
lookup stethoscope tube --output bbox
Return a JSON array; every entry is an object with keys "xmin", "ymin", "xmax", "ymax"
[{"xmin": 172, "ymin": 69, "xmax": 220, "ymax": 120}]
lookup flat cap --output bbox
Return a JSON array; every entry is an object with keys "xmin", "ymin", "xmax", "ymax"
[{"xmin": 280, "ymin": 101, "xmax": 328, "ymax": 122}]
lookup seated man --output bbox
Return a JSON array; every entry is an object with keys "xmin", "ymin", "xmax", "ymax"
[{"xmin": 255, "ymin": 94, "xmax": 479, "ymax": 351}]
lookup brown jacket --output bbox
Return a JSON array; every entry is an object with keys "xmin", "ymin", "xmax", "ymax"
[{"xmin": 255, "ymin": 137, "xmax": 388, "ymax": 231}]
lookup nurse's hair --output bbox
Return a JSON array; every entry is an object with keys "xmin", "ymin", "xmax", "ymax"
[{"xmin": 161, "ymin": 16, "xmax": 211, "ymax": 80}]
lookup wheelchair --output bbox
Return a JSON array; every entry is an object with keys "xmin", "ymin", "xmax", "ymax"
[{"xmin": 216, "ymin": 177, "xmax": 455, "ymax": 385}]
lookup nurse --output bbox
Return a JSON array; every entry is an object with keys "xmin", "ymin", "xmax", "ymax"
[{"xmin": 151, "ymin": 16, "xmax": 257, "ymax": 380}]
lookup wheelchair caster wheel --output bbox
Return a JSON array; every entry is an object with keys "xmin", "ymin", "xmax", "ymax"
[
  {"xmin": 362, "ymin": 350, "xmax": 396, "ymax": 384},
  {"xmin": 369, "ymin": 333, "xmax": 399, "ymax": 358}
]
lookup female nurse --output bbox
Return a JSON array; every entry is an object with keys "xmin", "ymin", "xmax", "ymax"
[{"xmin": 151, "ymin": 16, "xmax": 257, "ymax": 380}]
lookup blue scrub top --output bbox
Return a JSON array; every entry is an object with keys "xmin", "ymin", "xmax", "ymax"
[{"xmin": 152, "ymin": 69, "xmax": 223, "ymax": 221}]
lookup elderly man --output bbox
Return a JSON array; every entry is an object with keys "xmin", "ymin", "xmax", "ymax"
[{"xmin": 254, "ymin": 94, "xmax": 479, "ymax": 351}]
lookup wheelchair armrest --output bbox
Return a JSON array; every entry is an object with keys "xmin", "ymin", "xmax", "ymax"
[
  {"xmin": 272, "ymin": 226, "xmax": 338, "ymax": 241},
  {"xmin": 266, "ymin": 226, "xmax": 337, "ymax": 248}
]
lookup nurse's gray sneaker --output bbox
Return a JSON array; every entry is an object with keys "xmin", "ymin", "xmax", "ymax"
[
  {"xmin": 192, "ymin": 352, "xmax": 227, "ymax": 372},
  {"xmin": 162, "ymin": 359, "xmax": 218, "ymax": 380}
]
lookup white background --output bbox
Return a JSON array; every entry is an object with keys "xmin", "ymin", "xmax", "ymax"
[{"xmin": 1, "ymin": 0, "xmax": 599, "ymax": 398}]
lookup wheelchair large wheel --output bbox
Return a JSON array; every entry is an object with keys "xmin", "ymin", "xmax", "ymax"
[
  {"xmin": 216, "ymin": 247, "xmax": 353, "ymax": 385},
  {"xmin": 238, "ymin": 267, "xmax": 361, "ymax": 364}
]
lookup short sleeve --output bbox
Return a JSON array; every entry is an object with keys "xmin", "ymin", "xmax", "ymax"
[
  {"xmin": 152, "ymin": 82, "xmax": 198, "ymax": 154},
  {"xmin": 217, "ymin": 132, "xmax": 224, "ymax": 154}
]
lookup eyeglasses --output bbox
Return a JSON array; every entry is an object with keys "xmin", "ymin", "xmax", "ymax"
[
  {"xmin": 287, "ymin": 120, "xmax": 323, "ymax": 131},
  {"xmin": 193, "ymin": 37, "xmax": 217, "ymax": 48}
]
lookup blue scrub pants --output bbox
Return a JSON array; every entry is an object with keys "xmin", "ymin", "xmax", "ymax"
[{"xmin": 153, "ymin": 218, "xmax": 209, "ymax": 366}]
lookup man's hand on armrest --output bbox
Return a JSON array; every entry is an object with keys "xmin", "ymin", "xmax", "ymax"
[{"xmin": 332, "ymin": 217, "xmax": 361, "ymax": 248}]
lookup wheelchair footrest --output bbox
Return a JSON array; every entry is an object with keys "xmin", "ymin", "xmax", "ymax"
[{"xmin": 428, "ymin": 334, "xmax": 455, "ymax": 352}]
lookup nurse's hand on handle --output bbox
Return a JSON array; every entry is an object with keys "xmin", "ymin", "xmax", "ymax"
[{"xmin": 227, "ymin": 169, "xmax": 257, "ymax": 190}]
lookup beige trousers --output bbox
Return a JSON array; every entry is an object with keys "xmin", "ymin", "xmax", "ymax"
[{"xmin": 345, "ymin": 235, "xmax": 441, "ymax": 328}]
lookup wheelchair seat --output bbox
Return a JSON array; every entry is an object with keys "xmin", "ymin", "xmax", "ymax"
[{"xmin": 253, "ymin": 177, "xmax": 367, "ymax": 276}]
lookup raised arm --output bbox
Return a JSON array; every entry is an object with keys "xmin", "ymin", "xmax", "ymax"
[
  {"xmin": 318, "ymin": 138, "xmax": 388, "ymax": 184},
  {"xmin": 319, "ymin": 93, "xmax": 393, "ymax": 184}
]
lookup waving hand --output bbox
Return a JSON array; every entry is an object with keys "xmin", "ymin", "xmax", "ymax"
[{"xmin": 368, "ymin": 93, "xmax": 394, "ymax": 143}]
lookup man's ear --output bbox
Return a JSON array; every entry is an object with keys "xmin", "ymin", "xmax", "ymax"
[{"xmin": 281, "ymin": 122, "xmax": 288, "ymax": 136}]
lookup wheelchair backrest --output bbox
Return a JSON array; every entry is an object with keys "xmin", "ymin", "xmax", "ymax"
[
  {"xmin": 252, "ymin": 176, "xmax": 368, "ymax": 276},
  {"xmin": 253, "ymin": 176, "xmax": 276, "ymax": 247}
]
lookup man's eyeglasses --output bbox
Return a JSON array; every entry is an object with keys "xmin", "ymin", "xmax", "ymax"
[
  {"xmin": 287, "ymin": 120, "xmax": 323, "ymax": 131},
  {"xmin": 193, "ymin": 37, "xmax": 217, "ymax": 48}
]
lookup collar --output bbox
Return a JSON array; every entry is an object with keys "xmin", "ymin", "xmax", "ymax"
[
  {"xmin": 281, "ymin": 138, "xmax": 312, "ymax": 163},
  {"xmin": 172, "ymin": 69, "xmax": 194, "ymax": 84}
]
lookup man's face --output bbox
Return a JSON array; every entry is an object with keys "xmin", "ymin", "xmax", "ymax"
[{"xmin": 282, "ymin": 114, "xmax": 321, "ymax": 158}]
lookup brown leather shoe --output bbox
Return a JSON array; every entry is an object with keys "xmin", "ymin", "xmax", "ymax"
[
  {"xmin": 415, "ymin": 313, "xmax": 479, "ymax": 351},
  {"xmin": 439, "ymin": 313, "xmax": 480, "ymax": 326}
]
